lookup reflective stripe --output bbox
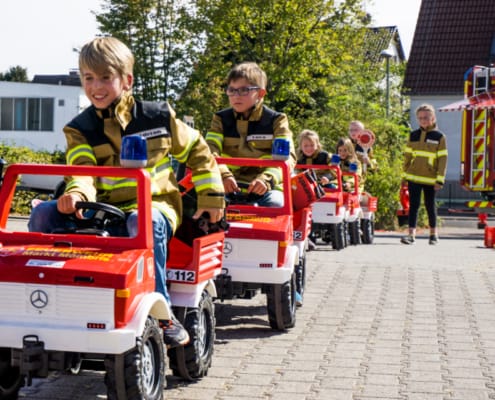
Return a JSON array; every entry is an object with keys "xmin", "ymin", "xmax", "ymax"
[
  {"xmin": 412, "ymin": 149, "xmax": 436, "ymax": 165},
  {"xmin": 173, "ymin": 127, "xmax": 200, "ymax": 163},
  {"xmin": 436, "ymin": 175, "xmax": 445, "ymax": 184},
  {"xmin": 67, "ymin": 144, "xmax": 97, "ymax": 165},
  {"xmin": 403, "ymin": 173, "xmax": 436, "ymax": 185},
  {"xmin": 192, "ymin": 172, "xmax": 224, "ymax": 192},
  {"xmin": 97, "ymin": 176, "xmax": 137, "ymax": 191},
  {"xmin": 264, "ymin": 167, "xmax": 282, "ymax": 183},
  {"xmin": 437, "ymin": 149, "xmax": 448, "ymax": 157},
  {"xmin": 206, "ymin": 131, "xmax": 223, "ymax": 151}
]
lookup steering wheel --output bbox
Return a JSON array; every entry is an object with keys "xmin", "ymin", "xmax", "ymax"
[
  {"xmin": 226, "ymin": 182, "xmax": 263, "ymax": 205},
  {"xmin": 54, "ymin": 201, "xmax": 126, "ymax": 236}
]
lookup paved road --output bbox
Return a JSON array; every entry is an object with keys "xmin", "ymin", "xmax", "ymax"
[{"xmin": 14, "ymin": 217, "xmax": 495, "ymax": 399}]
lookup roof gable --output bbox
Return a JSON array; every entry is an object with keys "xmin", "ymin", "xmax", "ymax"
[
  {"xmin": 364, "ymin": 26, "xmax": 406, "ymax": 63},
  {"xmin": 404, "ymin": 0, "xmax": 495, "ymax": 96}
]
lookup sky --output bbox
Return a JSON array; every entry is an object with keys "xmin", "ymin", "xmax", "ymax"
[{"xmin": 0, "ymin": 0, "xmax": 422, "ymax": 80}]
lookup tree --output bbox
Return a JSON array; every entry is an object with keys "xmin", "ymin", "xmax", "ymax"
[
  {"xmin": 0, "ymin": 66, "xmax": 29, "ymax": 82},
  {"xmin": 93, "ymin": 0, "xmax": 408, "ymax": 229},
  {"xmin": 96, "ymin": 0, "xmax": 198, "ymax": 102}
]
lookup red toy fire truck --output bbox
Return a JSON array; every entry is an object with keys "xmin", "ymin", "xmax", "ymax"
[{"xmin": 0, "ymin": 163, "xmax": 224, "ymax": 399}]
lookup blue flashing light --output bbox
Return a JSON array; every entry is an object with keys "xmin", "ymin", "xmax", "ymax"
[{"xmin": 120, "ymin": 135, "xmax": 147, "ymax": 168}]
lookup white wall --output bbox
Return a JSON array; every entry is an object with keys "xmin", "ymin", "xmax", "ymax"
[{"xmin": 0, "ymin": 81, "xmax": 89, "ymax": 152}]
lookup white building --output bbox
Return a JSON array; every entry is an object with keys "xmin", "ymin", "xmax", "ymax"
[{"xmin": 0, "ymin": 80, "xmax": 89, "ymax": 152}]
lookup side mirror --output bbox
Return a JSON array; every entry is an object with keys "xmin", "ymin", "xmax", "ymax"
[{"xmin": 120, "ymin": 135, "xmax": 147, "ymax": 168}]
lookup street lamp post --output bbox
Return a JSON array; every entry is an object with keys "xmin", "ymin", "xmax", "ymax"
[{"xmin": 380, "ymin": 48, "xmax": 393, "ymax": 118}]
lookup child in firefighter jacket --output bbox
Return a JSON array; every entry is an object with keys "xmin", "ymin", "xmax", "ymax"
[
  {"xmin": 296, "ymin": 129, "xmax": 335, "ymax": 187},
  {"xmin": 28, "ymin": 36, "xmax": 225, "ymax": 348},
  {"xmin": 206, "ymin": 61, "xmax": 296, "ymax": 207},
  {"xmin": 401, "ymin": 103, "xmax": 448, "ymax": 245}
]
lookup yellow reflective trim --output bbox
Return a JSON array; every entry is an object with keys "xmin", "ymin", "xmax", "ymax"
[
  {"xmin": 206, "ymin": 132, "xmax": 223, "ymax": 151},
  {"xmin": 174, "ymin": 128, "xmax": 200, "ymax": 162},
  {"xmin": 403, "ymin": 173, "xmax": 436, "ymax": 185},
  {"xmin": 67, "ymin": 144, "xmax": 97, "ymax": 165}
]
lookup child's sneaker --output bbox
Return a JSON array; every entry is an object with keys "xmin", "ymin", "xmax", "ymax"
[
  {"xmin": 160, "ymin": 316, "xmax": 190, "ymax": 349},
  {"xmin": 429, "ymin": 235, "xmax": 439, "ymax": 245},
  {"xmin": 295, "ymin": 291, "xmax": 303, "ymax": 307},
  {"xmin": 400, "ymin": 235, "xmax": 415, "ymax": 245}
]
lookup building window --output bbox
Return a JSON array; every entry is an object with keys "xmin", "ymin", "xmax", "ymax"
[{"xmin": 0, "ymin": 97, "xmax": 54, "ymax": 132}]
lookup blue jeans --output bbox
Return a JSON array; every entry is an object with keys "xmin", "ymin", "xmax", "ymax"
[
  {"xmin": 28, "ymin": 200, "xmax": 173, "ymax": 304},
  {"xmin": 258, "ymin": 190, "xmax": 284, "ymax": 207}
]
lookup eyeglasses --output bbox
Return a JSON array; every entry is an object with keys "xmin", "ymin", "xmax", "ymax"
[{"xmin": 225, "ymin": 86, "xmax": 260, "ymax": 96}]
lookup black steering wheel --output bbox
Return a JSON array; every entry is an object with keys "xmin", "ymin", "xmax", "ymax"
[
  {"xmin": 53, "ymin": 201, "xmax": 126, "ymax": 236},
  {"xmin": 225, "ymin": 182, "xmax": 263, "ymax": 206}
]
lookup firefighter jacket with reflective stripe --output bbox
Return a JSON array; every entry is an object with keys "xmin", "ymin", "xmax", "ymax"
[
  {"xmin": 402, "ymin": 127, "xmax": 448, "ymax": 186},
  {"xmin": 205, "ymin": 101, "xmax": 296, "ymax": 190},
  {"xmin": 63, "ymin": 92, "xmax": 225, "ymax": 232},
  {"xmin": 340, "ymin": 159, "xmax": 363, "ymax": 192}
]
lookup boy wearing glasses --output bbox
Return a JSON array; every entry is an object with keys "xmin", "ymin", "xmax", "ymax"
[{"xmin": 206, "ymin": 62, "xmax": 296, "ymax": 207}]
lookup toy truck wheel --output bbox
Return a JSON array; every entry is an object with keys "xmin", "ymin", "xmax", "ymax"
[
  {"xmin": 322, "ymin": 228, "xmax": 332, "ymax": 244},
  {"xmin": 331, "ymin": 223, "xmax": 346, "ymax": 250},
  {"xmin": 104, "ymin": 316, "xmax": 166, "ymax": 400},
  {"xmin": 168, "ymin": 291, "xmax": 215, "ymax": 380},
  {"xmin": 348, "ymin": 220, "xmax": 361, "ymax": 245},
  {"xmin": 295, "ymin": 253, "xmax": 306, "ymax": 300},
  {"xmin": 0, "ymin": 349, "xmax": 23, "ymax": 400},
  {"xmin": 361, "ymin": 218, "xmax": 374, "ymax": 244},
  {"xmin": 266, "ymin": 271, "xmax": 297, "ymax": 330}
]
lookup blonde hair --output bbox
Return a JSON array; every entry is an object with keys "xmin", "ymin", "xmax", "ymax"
[
  {"xmin": 415, "ymin": 103, "xmax": 436, "ymax": 117},
  {"xmin": 79, "ymin": 36, "xmax": 134, "ymax": 79},
  {"xmin": 336, "ymin": 137, "xmax": 358, "ymax": 163},
  {"xmin": 226, "ymin": 62, "xmax": 267, "ymax": 89},
  {"xmin": 296, "ymin": 129, "xmax": 322, "ymax": 158}
]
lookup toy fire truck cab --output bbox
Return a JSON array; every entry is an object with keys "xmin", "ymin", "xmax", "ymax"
[
  {"xmin": 214, "ymin": 157, "xmax": 299, "ymax": 330},
  {"xmin": 0, "ymin": 164, "xmax": 224, "ymax": 399},
  {"xmin": 304, "ymin": 164, "xmax": 347, "ymax": 250}
]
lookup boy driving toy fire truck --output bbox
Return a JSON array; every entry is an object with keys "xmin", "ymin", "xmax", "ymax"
[{"xmin": 28, "ymin": 36, "xmax": 225, "ymax": 349}]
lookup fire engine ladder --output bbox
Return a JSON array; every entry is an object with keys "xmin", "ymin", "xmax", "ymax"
[{"xmin": 469, "ymin": 68, "xmax": 491, "ymax": 189}]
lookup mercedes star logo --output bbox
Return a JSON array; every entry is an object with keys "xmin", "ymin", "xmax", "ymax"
[
  {"xmin": 223, "ymin": 241, "xmax": 233, "ymax": 255},
  {"xmin": 30, "ymin": 290, "xmax": 49, "ymax": 309}
]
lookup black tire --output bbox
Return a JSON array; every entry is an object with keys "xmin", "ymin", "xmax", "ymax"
[
  {"xmin": 361, "ymin": 218, "xmax": 374, "ymax": 244},
  {"xmin": 348, "ymin": 220, "xmax": 361, "ymax": 245},
  {"xmin": 266, "ymin": 271, "xmax": 297, "ymax": 330},
  {"xmin": 322, "ymin": 228, "xmax": 332, "ymax": 244},
  {"xmin": 104, "ymin": 317, "xmax": 165, "ymax": 400},
  {"xmin": 331, "ymin": 223, "xmax": 345, "ymax": 250},
  {"xmin": 168, "ymin": 291, "xmax": 215, "ymax": 380},
  {"xmin": 0, "ymin": 348, "xmax": 23, "ymax": 400},
  {"xmin": 295, "ymin": 251, "xmax": 306, "ymax": 297}
]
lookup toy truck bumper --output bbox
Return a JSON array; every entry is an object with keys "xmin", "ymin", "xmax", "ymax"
[
  {"xmin": 219, "ymin": 244, "xmax": 297, "ymax": 284},
  {"xmin": 311, "ymin": 202, "xmax": 346, "ymax": 223},
  {"xmin": 0, "ymin": 323, "xmax": 138, "ymax": 354}
]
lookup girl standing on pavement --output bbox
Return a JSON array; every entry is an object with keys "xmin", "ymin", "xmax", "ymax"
[{"xmin": 401, "ymin": 103, "xmax": 448, "ymax": 245}]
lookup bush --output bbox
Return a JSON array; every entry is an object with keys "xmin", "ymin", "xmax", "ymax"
[{"xmin": 0, "ymin": 145, "xmax": 64, "ymax": 215}]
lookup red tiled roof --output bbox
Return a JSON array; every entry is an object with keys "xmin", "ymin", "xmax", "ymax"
[{"xmin": 404, "ymin": 0, "xmax": 495, "ymax": 96}]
